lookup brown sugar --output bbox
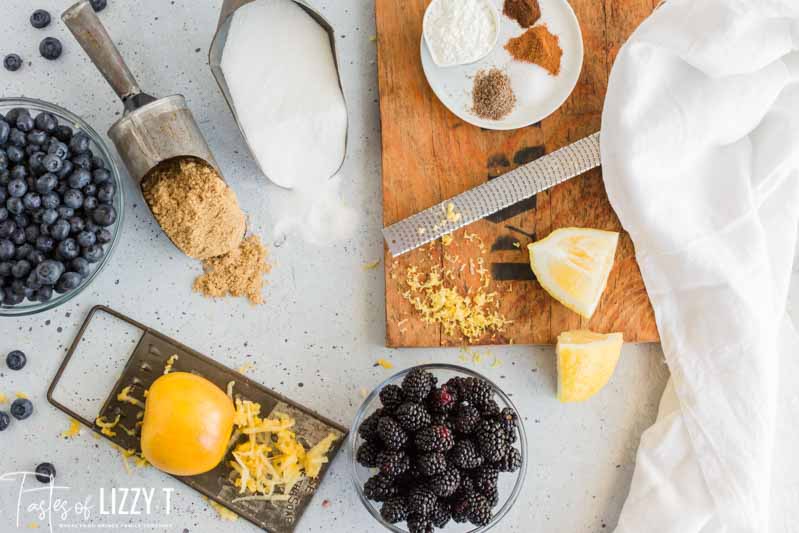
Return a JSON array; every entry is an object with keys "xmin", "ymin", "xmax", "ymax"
[
  {"xmin": 471, "ymin": 68, "xmax": 517, "ymax": 121},
  {"xmin": 143, "ymin": 158, "xmax": 246, "ymax": 260},
  {"xmin": 505, "ymin": 25, "xmax": 563, "ymax": 75},
  {"xmin": 193, "ymin": 235, "xmax": 271, "ymax": 305},
  {"xmin": 503, "ymin": 0, "xmax": 541, "ymax": 28}
]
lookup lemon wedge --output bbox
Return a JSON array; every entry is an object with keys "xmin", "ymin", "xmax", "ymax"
[
  {"xmin": 556, "ymin": 330, "xmax": 623, "ymax": 402},
  {"xmin": 528, "ymin": 227, "xmax": 619, "ymax": 318}
]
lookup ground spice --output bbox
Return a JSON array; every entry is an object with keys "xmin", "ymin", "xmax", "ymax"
[
  {"xmin": 503, "ymin": 0, "xmax": 541, "ymax": 28},
  {"xmin": 143, "ymin": 158, "xmax": 246, "ymax": 260},
  {"xmin": 505, "ymin": 24, "xmax": 563, "ymax": 75},
  {"xmin": 471, "ymin": 68, "xmax": 517, "ymax": 121},
  {"xmin": 193, "ymin": 235, "xmax": 271, "ymax": 305}
]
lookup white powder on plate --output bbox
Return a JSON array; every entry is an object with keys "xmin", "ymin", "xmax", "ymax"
[
  {"xmin": 424, "ymin": 0, "xmax": 498, "ymax": 67},
  {"xmin": 221, "ymin": 0, "xmax": 347, "ymax": 189}
]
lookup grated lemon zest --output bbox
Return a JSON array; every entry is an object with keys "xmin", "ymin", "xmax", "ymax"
[
  {"xmin": 227, "ymin": 380, "xmax": 236, "ymax": 399},
  {"xmin": 376, "ymin": 359, "xmax": 394, "ymax": 369},
  {"xmin": 207, "ymin": 498, "xmax": 238, "ymax": 521},
  {"xmin": 363, "ymin": 260, "xmax": 381, "ymax": 270},
  {"xmin": 61, "ymin": 418, "xmax": 81, "ymax": 438},
  {"xmin": 238, "ymin": 361, "xmax": 255, "ymax": 375},
  {"xmin": 15, "ymin": 392, "xmax": 28, "ymax": 399},
  {"xmin": 117, "ymin": 386, "xmax": 145, "ymax": 408},
  {"xmin": 441, "ymin": 234, "xmax": 453, "ymax": 246},
  {"xmin": 0, "ymin": 392, "xmax": 7, "ymax": 404},
  {"xmin": 95, "ymin": 415, "xmax": 121, "ymax": 437},
  {"xmin": 163, "ymin": 354, "xmax": 179, "ymax": 374}
]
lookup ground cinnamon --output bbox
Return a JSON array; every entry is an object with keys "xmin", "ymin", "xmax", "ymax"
[
  {"xmin": 503, "ymin": 0, "xmax": 541, "ymax": 28},
  {"xmin": 505, "ymin": 24, "xmax": 562, "ymax": 76}
]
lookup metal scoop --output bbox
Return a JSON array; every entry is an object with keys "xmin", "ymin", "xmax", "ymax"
[{"xmin": 62, "ymin": 0, "xmax": 219, "ymax": 186}]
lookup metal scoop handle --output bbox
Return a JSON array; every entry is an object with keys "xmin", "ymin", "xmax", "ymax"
[{"xmin": 62, "ymin": 1, "xmax": 144, "ymax": 106}]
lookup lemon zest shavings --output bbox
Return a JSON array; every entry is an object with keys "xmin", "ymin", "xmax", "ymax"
[
  {"xmin": 117, "ymin": 386, "xmax": 145, "ymax": 408},
  {"xmin": 95, "ymin": 414, "xmax": 121, "ymax": 437},
  {"xmin": 363, "ymin": 260, "xmax": 381, "ymax": 270},
  {"xmin": 227, "ymin": 380, "xmax": 236, "ymax": 399},
  {"xmin": 238, "ymin": 361, "xmax": 255, "ymax": 375},
  {"xmin": 61, "ymin": 418, "xmax": 81, "ymax": 438},
  {"xmin": 0, "ymin": 392, "xmax": 7, "ymax": 404},
  {"xmin": 15, "ymin": 392, "xmax": 28, "ymax": 399},
  {"xmin": 441, "ymin": 234, "xmax": 453, "ymax": 246},
  {"xmin": 163, "ymin": 354, "xmax": 179, "ymax": 374},
  {"xmin": 376, "ymin": 359, "xmax": 394, "ymax": 369},
  {"xmin": 207, "ymin": 498, "xmax": 239, "ymax": 521}
]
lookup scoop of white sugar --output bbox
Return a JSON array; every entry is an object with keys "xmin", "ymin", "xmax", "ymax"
[{"xmin": 221, "ymin": 0, "xmax": 347, "ymax": 189}]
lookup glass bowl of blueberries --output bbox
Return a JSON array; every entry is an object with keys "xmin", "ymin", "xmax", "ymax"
[
  {"xmin": 0, "ymin": 97, "xmax": 123, "ymax": 316},
  {"xmin": 349, "ymin": 364, "xmax": 527, "ymax": 533}
]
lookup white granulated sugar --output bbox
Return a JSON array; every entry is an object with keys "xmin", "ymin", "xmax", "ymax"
[
  {"xmin": 221, "ymin": 0, "xmax": 347, "ymax": 189},
  {"xmin": 424, "ymin": 0, "xmax": 498, "ymax": 67}
]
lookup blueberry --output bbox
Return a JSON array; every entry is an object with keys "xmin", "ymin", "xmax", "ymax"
[
  {"xmin": 35, "ymin": 235, "xmax": 54, "ymax": 253},
  {"xmin": 83, "ymin": 197, "xmax": 98, "ymax": 211},
  {"xmin": 68, "ymin": 168, "xmax": 91, "ymax": 189},
  {"xmin": 3, "ymin": 287, "xmax": 23, "ymax": 305},
  {"xmin": 7, "ymin": 146, "xmax": 25, "ymax": 164},
  {"xmin": 39, "ymin": 37, "xmax": 63, "ymax": 60},
  {"xmin": 0, "ymin": 412, "xmax": 9, "ymax": 430},
  {"xmin": 25, "ymin": 144, "xmax": 39, "ymax": 156},
  {"xmin": 0, "ymin": 152, "xmax": 7, "ymax": 172},
  {"xmin": 91, "ymin": 156, "xmax": 105, "ymax": 170},
  {"xmin": 9, "ymin": 165, "xmax": 27, "ymax": 180},
  {"xmin": 10, "ymin": 398, "xmax": 33, "ymax": 420},
  {"xmin": 35, "ymin": 173, "xmax": 57, "ymax": 194},
  {"xmin": 41, "ymin": 192, "xmax": 60, "ymax": 210},
  {"xmin": 0, "ymin": 261, "xmax": 11, "ymax": 277},
  {"xmin": 6, "ymin": 349, "xmax": 27, "ymax": 370},
  {"xmin": 10, "ymin": 226, "xmax": 25, "ymax": 245},
  {"xmin": 30, "ymin": 9, "xmax": 51, "ymax": 29},
  {"xmin": 0, "ymin": 208, "xmax": 7, "ymax": 222},
  {"xmin": 35, "ymin": 463, "xmax": 56, "ymax": 484},
  {"xmin": 66, "ymin": 217, "xmax": 82, "ymax": 235},
  {"xmin": 15, "ymin": 243, "xmax": 33, "ymax": 261},
  {"xmin": 63, "ymin": 190, "xmax": 82, "ymax": 210},
  {"xmin": 70, "ymin": 257, "xmax": 90, "ymax": 278},
  {"xmin": 95, "ymin": 228, "xmax": 112, "ymax": 244},
  {"xmin": 0, "ymin": 189, "xmax": 5, "ymax": 205},
  {"xmin": 27, "ymin": 130, "xmax": 47, "ymax": 146},
  {"xmin": 28, "ymin": 152, "xmax": 45, "ymax": 175},
  {"xmin": 35, "ymin": 260, "xmax": 63, "ymax": 285},
  {"xmin": 56, "ymin": 238, "xmax": 79, "ymax": 260},
  {"xmin": 36, "ymin": 285, "xmax": 52, "ymax": 302},
  {"xmin": 0, "ymin": 240, "xmax": 14, "ymax": 260},
  {"xmin": 56, "ymin": 160, "xmax": 73, "ymax": 179},
  {"xmin": 90, "ymin": 0, "xmax": 108, "ymax": 12},
  {"xmin": 11, "ymin": 260, "xmax": 31, "ymax": 279},
  {"xmin": 92, "ymin": 205, "xmax": 116, "ymax": 227},
  {"xmin": 57, "ymin": 206, "xmax": 74, "ymax": 219},
  {"xmin": 16, "ymin": 113, "xmax": 34, "ymax": 133},
  {"xmin": 40, "ymin": 213, "xmax": 58, "ymax": 229},
  {"xmin": 0, "ymin": 121, "xmax": 9, "ymax": 145},
  {"xmin": 50, "ymin": 219, "xmax": 70, "ymax": 241},
  {"xmin": 27, "ymin": 250, "xmax": 45, "ymax": 265},
  {"xmin": 8, "ymin": 128, "xmax": 26, "ymax": 147},
  {"xmin": 69, "ymin": 133, "xmax": 90, "ymax": 155},
  {"xmin": 54, "ymin": 125, "xmax": 73, "ymax": 143},
  {"xmin": 42, "ymin": 154, "xmax": 62, "ymax": 173},
  {"xmin": 35, "ymin": 112, "xmax": 57, "ymax": 133},
  {"xmin": 82, "ymin": 245, "xmax": 104, "ymax": 263},
  {"xmin": 92, "ymin": 168, "xmax": 111, "ymax": 185},
  {"xmin": 56, "ymin": 271, "xmax": 81, "ymax": 292},
  {"xmin": 7, "ymin": 198, "xmax": 24, "ymax": 216},
  {"xmin": 22, "ymin": 192, "xmax": 41, "ymax": 211},
  {"xmin": 24, "ymin": 225, "xmax": 39, "ymax": 243},
  {"xmin": 3, "ymin": 54, "xmax": 22, "ymax": 72},
  {"xmin": 0, "ymin": 220, "xmax": 15, "ymax": 238},
  {"xmin": 7, "ymin": 178, "xmax": 27, "ymax": 198},
  {"xmin": 97, "ymin": 182, "xmax": 115, "ymax": 204},
  {"xmin": 83, "ymin": 183, "xmax": 97, "ymax": 197}
]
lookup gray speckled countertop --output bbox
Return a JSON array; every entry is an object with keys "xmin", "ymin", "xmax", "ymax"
[{"xmin": 0, "ymin": 1, "xmax": 672, "ymax": 531}]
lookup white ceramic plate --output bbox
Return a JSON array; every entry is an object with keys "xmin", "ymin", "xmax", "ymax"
[{"xmin": 421, "ymin": 0, "xmax": 584, "ymax": 131}]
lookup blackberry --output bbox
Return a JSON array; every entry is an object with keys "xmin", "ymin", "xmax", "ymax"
[
  {"xmin": 377, "ymin": 450, "xmax": 410, "ymax": 478},
  {"xmin": 380, "ymin": 496, "xmax": 409, "ymax": 524},
  {"xmin": 407, "ymin": 515, "xmax": 434, "ymax": 533},
  {"xmin": 449, "ymin": 492, "xmax": 471, "ymax": 523},
  {"xmin": 408, "ymin": 487, "xmax": 437, "ymax": 517},
  {"xmin": 415, "ymin": 425, "xmax": 454, "ymax": 453},
  {"xmin": 427, "ymin": 384, "xmax": 457, "ymax": 413},
  {"xmin": 417, "ymin": 452, "xmax": 447, "ymax": 477},
  {"xmin": 358, "ymin": 409, "xmax": 385, "ymax": 442},
  {"xmin": 429, "ymin": 467, "xmax": 461, "ymax": 497},
  {"xmin": 465, "ymin": 493, "xmax": 492, "ymax": 526},
  {"xmin": 485, "ymin": 487, "xmax": 499, "ymax": 508},
  {"xmin": 402, "ymin": 368, "xmax": 437, "ymax": 403},
  {"xmin": 431, "ymin": 501, "xmax": 451, "ymax": 528},
  {"xmin": 430, "ymin": 412, "xmax": 449, "ymax": 427},
  {"xmin": 463, "ymin": 377, "xmax": 494, "ymax": 411},
  {"xmin": 451, "ymin": 403, "xmax": 481, "ymax": 434},
  {"xmin": 448, "ymin": 439, "xmax": 483, "ymax": 470},
  {"xmin": 394, "ymin": 402, "xmax": 431, "ymax": 432},
  {"xmin": 481, "ymin": 398, "xmax": 501, "ymax": 417},
  {"xmin": 475, "ymin": 419, "xmax": 510, "ymax": 462},
  {"xmin": 454, "ymin": 475, "xmax": 475, "ymax": 498},
  {"xmin": 495, "ymin": 447, "xmax": 522, "ymax": 472},
  {"xmin": 356, "ymin": 440, "xmax": 382, "ymax": 468},
  {"xmin": 364, "ymin": 474, "xmax": 398, "ymax": 502},
  {"xmin": 379, "ymin": 384, "xmax": 405, "ymax": 411},
  {"xmin": 377, "ymin": 417, "xmax": 408, "ymax": 450},
  {"xmin": 498, "ymin": 407, "xmax": 518, "ymax": 442},
  {"xmin": 471, "ymin": 465, "xmax": 499, "ymax": 495}
]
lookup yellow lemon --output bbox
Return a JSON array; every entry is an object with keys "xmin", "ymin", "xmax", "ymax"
[
  {"xmin": 528, "ymin": 227, "xmax": 619, "ymax": 318},
  {"xmin": 556, "ymin": 330, "xmax": 623, "ymax": 402}
]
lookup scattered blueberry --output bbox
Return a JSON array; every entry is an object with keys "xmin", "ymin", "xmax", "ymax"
[
  {"xmin": 0, "ymin": 411, "xmax": 9, "ymax": 431},
  {"xmin": 35, "ymin": 463, "xmax": 56, "ymax": 483},
  {"xmin": 90, "ymin": 0, "xmax": 108, "ymax": 12},
  {"xmin": 6, "ymin": 350, "xmax": 26, "ymax": 370},
  {"xmin": 10, "ymin": 398, "xmax": 33, "ymax": 420},
  {"xmin": 30, "ymin": 10, "xmax": 52, "ymax": 29},
  {"xmin": 3, "ymin": 54, "xmax": 22, "ymax": 72},
  {"xmin": 39, "ymin": 37, "xmax": 63, "ymax": 61}
]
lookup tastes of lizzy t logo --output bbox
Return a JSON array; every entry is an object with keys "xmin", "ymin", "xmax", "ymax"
[{"xmin": 0, "ymin": 471, "xmax": 174, "ymax": 531}]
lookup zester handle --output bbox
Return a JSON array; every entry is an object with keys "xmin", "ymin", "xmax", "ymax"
[{"xmin": 62, "ymin": 1, "xmax": 142, "ymax": 102}]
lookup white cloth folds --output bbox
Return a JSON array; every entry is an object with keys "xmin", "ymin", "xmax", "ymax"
[{"xmin": 600, "ymin": 0, "xmax": 799, "ymax": 531}]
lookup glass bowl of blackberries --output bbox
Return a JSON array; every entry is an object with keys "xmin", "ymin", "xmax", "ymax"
[
  {"xmin": 0, "ymin": 98, "xmax": 123, "ymax": 316},
  {"xmin": 349, "ymin": 364, "xmax": 527, "ymax": 533}
]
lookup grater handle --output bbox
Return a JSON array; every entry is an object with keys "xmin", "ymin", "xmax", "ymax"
[{"xmin": 62, "ymin": 1, "xmax": 142, "ymax": 102}]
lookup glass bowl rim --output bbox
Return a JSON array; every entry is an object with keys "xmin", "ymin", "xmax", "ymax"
[
  {"xmin": 347, "ymin": 363, "xmax": 528, "ymax": 533},
  {"xmin": 0, "ymin": 97, "xmax": 125, "ymax": 317}
]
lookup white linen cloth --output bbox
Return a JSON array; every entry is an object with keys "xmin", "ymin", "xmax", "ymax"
[{"xmin": 600, "ymin": 1, "xmax": 799, "ymax": 531}]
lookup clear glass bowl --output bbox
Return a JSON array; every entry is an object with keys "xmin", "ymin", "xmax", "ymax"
[
  {"xmin": 348, "ymin": 364, "xmax": 527, "ymax": 532},
  {"xmin": 0, "ymin": 97, "xmax": 124, "ymax": 317}
]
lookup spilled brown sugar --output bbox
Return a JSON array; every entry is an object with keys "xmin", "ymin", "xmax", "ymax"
[
  {"xmin": 471, "ymin": 68, "xmax": 517, "ymax": 121},
  {"xmin": 193, "ymin": 235, "xmax": 271, "ymax": 305},
  {"xmin": 143, "ymin": 158, "xmax": 246, "ymax": 260}
]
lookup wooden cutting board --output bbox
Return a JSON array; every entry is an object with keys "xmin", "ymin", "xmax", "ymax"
[{"xmin": 378, "ymin": 0, "xmax": 660, "ymax": 347}]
